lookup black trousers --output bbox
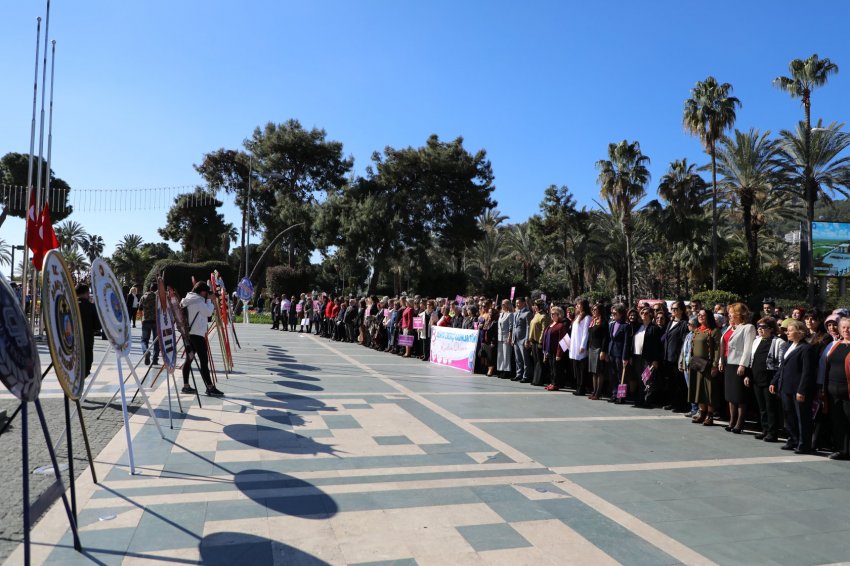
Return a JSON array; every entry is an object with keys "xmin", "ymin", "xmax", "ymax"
[
  {"xmin": 547, "ymin": 354, "xmax": 565, "ymax": 388},
  {"xmin": 663, "ymin": 360, "xmax": 687, "ymax": 408},
  {"xmin": 572, "ymin": 357, "xmax": 588, "ymax": 393},
  {"xmin": 827, "ymin": 383, "xmax": 850, "ymax": 454},
  {"xmin": 531, "ymin": 343, "xmax": 547, "ymax": 385},
  {"xmin": 782, "ymin": 392, "xmax": 813, "ymax": 450},
  {"xmin": 753, "ymin": 381, "xmax": 782, "ymax": 436},
  {"xmin": 182, "ymin": 334, "xmax": 213, "ymax": 389}
]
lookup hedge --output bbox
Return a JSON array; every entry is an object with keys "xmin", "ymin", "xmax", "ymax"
[
  {"xmin": 144, "ymin": 260, "xmax": 236, "ymax": 295},
  {"xmin": 689, "ymin": 290, "xmax": 742, "ymax": 307},
  {"xmin": 266, "ymin": 265, "xmax": 316, "ymax": 297}
]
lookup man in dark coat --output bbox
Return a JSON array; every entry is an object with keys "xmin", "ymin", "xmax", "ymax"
[{"xmin": 76, "ymin": 283, "xmax": 102, "ymax": 377}]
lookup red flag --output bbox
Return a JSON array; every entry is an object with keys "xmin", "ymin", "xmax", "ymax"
[
  {"xmin": 32, "ymin": 203, "xmax": 59, "ymax": 271},
  {"xmin": 25, "ymin": 189, "xmax": 41, "ymax": 255}
]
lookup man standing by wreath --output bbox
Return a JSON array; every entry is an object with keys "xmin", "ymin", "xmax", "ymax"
[{"xmin": 140, "ymin": 283, "xmax": 161, "ymax": 366}]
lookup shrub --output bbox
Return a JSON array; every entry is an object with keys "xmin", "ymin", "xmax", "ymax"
[
  {"xmin": 144, "ymin": 260, "xmax": 236, "ymax": 295},
  {"xmin": 266, "ymin": 265, "xmax": 316, "ymax": 297}
]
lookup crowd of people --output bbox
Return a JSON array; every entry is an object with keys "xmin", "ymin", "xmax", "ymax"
[{"xmin": 267, "ymin": 292, "xmax": 850, "ymax": 460}]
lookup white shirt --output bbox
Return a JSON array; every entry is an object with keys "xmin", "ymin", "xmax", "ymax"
[
  {"xmin": 569, "ymin": 315, "xmax": 590, "ymax": 361},
  {"xmin": 634, "ymin": 324, "xmax": 647, "ymax": 356},
  {"xmin": 784, "ymin": 341, "xmax": 798, "ymax": 359}
]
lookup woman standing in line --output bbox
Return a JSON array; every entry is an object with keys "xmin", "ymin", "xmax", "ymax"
[
  {"xmin": 607, "ymin": 304, "xmax": 631, "ymax": 403},
  {"xmin": 690, "ymin": 309, "xmax": 721, "ymax": 426},
  {"xmin": 746, "ymin": 317, "xmax": 786, "ymax": 442},
  {"xmin": 720, "ymin": 303, "xmax": 756, "ymax": 434},
  {"xmin": 497, "ymin": 299, "xmax": 514, "ymax": 379},
  {"xmin": 480, "ymin": 307, "xmax": 499, "ymax": 376},
  {"xmin": 822, "ymin": 317, "xmax": 850, "ymax": 459},
  {"xmin": 587, "ymin": 303, "xmax": 609, "ymax": 400},
  {"xmin": 570, "ymin": 299, "xmax": 591, "ymax": 396},
  {"xmin": 543, "ymin": 306, "xmax": 569, "ymax": 391}
]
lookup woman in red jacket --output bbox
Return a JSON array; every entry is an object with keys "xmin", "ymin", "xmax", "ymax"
[
  {"xmin": 542, "ymin": 306, "xmax": 569, "ymax": 391},
  {"xmin": 400, "ymin": 298, "xmax": 414, "ymax": 357}
]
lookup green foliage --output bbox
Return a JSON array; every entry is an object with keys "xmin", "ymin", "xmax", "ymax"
[
  {"xmin": 158, "ymin": 190, "xmax": 236, "ymax": 262},
  {"xmin": 266, "ymin": 265, "xmax": 316, "ymax": 297},
  {"xmin": 690, "ymin": 289, "xmax": 742, "ymax": 306},
  {"xmin": 0, "ymin": 152, "xmax": 73, "ymax": 221},
  {"xmin": 144, "ymin": 259, "xmax": 235, "ymax": 295}
]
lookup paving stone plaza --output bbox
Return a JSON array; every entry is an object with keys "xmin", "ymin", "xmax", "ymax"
[{"xmin": 5, "ymin": 325, "xmax": 850, "ymax": 565}]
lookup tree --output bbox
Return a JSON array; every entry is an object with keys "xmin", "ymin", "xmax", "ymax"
[
  {"xmin": 55, "ymin": 220, "xmax": 88, "ymax": 253},
  {"xmin": 80, "ymin": 234, "xmax": 105, "ymax": 262},
  {"xmin": 0, "ymin": 152, "xmax": 73, "ymax": 223},
  {"xmin": 683, "ymin": 77, "xmax": 741, "ymax": 289},
  {"xmin": 505, "ymin": 224, "xmax": 535, "ymax": 285},
  {"xmin": 773, "ymin": 55, "xmax": 840, "ymax": 303},
  {"xmin": 111, "ymin": 234, "xmax": 145, "ymax": 285},
  {"xmin": 61, "ymin": 248, "xmax": 89, "ymax": 281},
  {"xmin": 715, "ymin": 129, "xmax": 783, "ymax": 281},
  {"xmin": 778, "ymin": 121, "xmax": 850, "ymax": 300},
  {"xmin": 158, "ymin": 190, "xmax": 236, "ymax": 262},
  {"xmin": 773, "ymin": 54, "xmax": 839, "ymax": 136},
  {"xmin": 596, "ymin": 140, "xmax": 651, "ymax": 305}
]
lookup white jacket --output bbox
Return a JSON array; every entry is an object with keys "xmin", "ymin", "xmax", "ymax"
[
  {"xmin": 569, "ymin": 315, "xmax": 590, "ymax": 360},
  {"xmin": 725, "ymin": 323, "xmax": 756, "ymax": 367},
  {"xmin": 181, "ymin": 292, "xmax": 214, "ymax": 337}
]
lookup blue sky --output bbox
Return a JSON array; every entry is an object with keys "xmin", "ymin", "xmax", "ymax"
[{"xmin": 2, "ymin": 1, "xmax": 849, "ymax": 262}]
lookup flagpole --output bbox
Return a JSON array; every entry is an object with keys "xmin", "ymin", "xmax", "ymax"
[
  {"xmin": 45, "ymin": 40, "xmax": 56, "ymax": 209},
  {"xmin": 22, "ymin": 17, "xmax": 41, "ymax": 310}
]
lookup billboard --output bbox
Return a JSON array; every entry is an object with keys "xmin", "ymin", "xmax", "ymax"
[{"xmin": 812, "ymin": 222, "xmax": 850, "ymax": 276}]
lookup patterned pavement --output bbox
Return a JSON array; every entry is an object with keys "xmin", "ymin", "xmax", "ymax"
[{"xmin": 8, "ymin": 325, "xmax": 850, "ymax": 565}]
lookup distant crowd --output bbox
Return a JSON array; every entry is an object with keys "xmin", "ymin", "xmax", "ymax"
[{"xmin": 267, "ymin": 293, "xmax": 850, "ymax": 461}]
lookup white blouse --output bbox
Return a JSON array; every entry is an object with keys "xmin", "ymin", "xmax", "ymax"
[{"xmin": 634, "ymin": 324, "xmax": 647, "ymax": 356}]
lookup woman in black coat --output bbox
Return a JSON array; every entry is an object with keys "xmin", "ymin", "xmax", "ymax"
[
  {"xmin": 771, "ymin": 319, "xmax": 817, "ymax": 454},
  {"xmin": 479, "ymin": 308, "xmax": 499, "ymax": 376}
]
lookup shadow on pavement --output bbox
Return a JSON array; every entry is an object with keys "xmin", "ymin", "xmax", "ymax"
[
  {"xmin": 223, "ymin": 424, "xmax": 342, "ymax": 457},
  {"xmin": 199, "ymin": 531, "xmax": 330, "ymax": 565},
  {"xmin": 234, "ymin": 469, "xmax": 339, "ymax": 518}
]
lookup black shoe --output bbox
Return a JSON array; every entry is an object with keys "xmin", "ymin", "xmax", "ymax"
[
  {"xmin": 794, "ymin": 447, "xmax": 813, "ymax": 455},
  {"xmin": 828, "ymin": 452, "xmax": 849, "ymax": 460},
  {"xmin": 663, "ymin": 404, "xmax": 674, "ymax": 411},
  {"xmin": 754, "ymin": 433, "xmax": 766, "ymax": 440},
  {"xmin": 572, "ymin": 391, "xmax": 585, "ymax": 396},
  {"xmin": 520, "ymin": 379, "xmax": 532, "ymax": 383},
  {"xmin": 144, "ymin": 352, "xmax": 151, "ymax": 365},
  {"xmin": 732, "ymin": 428, "xmax": 742, "ymax": 434},
  {"xmin": 780, "ymin": 443, "xmax": 796, "ymax": 451},
  {"xmin": 511, "ymin": 376, "xmax": 521, "ymax": 381},
  {"xmin": 763, "ymin": 434, "xmax": 778, "ymax": 442},
  {"xmin": 152, "ymin": 359, "xmax": 159, "ymax": 366},
  {"xmin": 206, "ymin": 388, "xmax": 224, "ymax": 396},
  {"xmin": 724, "ymin": 425, "xmax": 733, "ymax": 432},
  {"xmin": 181, "ymin": 386, "xmax": 197, "ymax": 394}
]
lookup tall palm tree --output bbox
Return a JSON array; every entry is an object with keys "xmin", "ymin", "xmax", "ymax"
[
  {"xmin": 596, "ymin": 140, "xmax": 650, "ymax": 305},
  {"xmin": 478, "ymin": 208, "xmax": 507, "ymax": 233},
  {"xmin": 54, "ymin": 220, "xmax": 88, "ymax": 253},
  {"xmin": 778, "ymin": 121, "xmax": 850, "ymax": 297},
  {"xmin": 505, "ymin": 223, "xmax": 535, "ymax": 285},
  {"xmin": 61, "ymin": 248, "xmax": 89, "ymax": 281},
  {"xmin": 774, "ymin": 55, "xmax": 840, "ymax": 303},
  {"xmin": 116, "ymin": 234, "xmax": 143, "ymax": 253},
  {"xmin": 773, "ymin": 54, "xmax": 839, "ymax": 135},
  {"xmin": 715, "ymin": 129, "xmax": 783, "ymax": 280},
  {"xmin": 683, "ymin": 76, "xmax": 741, "ymax": 289},
  {"xmin": 467, "ymin": 228, "xmax": 505, "ymax": 283},
  {"xmin": 80, "ymin": 234, "xmax": 105, "ymax": 262},
  {"xmin": 0, "ymin": 238, "xmax": 12, "ymax": 268}
]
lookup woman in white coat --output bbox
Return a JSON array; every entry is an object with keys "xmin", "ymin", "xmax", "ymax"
[
  {"xmin": 497, "ymin": 299, "xmax": 514, "ymax": 379},
  {"xmin": 720, "ymin": 302, "xmax": 756, "ymax": 433},
  {"xmin": 570, "ymin": 299, "xmax": 591, "ymax": 395}
]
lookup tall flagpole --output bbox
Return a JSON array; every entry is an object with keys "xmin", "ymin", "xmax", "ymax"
[
  {"xmin": 35, "ymin": 0, "xmax": 51, "ymax": 212},
  {"xmin": 45, "ymin": 41, "xmax": 56, "ymax": 210},
  {"xmin": 22, "ymin": 17, "xmax": 42, "ymax": 310}
]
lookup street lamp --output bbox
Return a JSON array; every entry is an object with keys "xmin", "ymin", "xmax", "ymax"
[{"xmin": 10, "ymin": 245, "xmax": 25, "ymax": 281}]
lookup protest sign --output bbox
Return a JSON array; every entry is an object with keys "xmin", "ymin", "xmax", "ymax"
[{"xmin": 429, "ymin": 326, "xmax": 479, "ymax": 373}]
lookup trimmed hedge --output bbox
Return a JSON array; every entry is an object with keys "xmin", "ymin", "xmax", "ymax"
[
  {"xmin": 266, "ymin": 265, "xmax": 316, "ymax": 297},
  {"xmin": 689, "ymin": 290, "xmax": 742, "ymax": 307},
  {"xmin": 144, "ymin": 260, "xmax": 236, "ymax": 295}
]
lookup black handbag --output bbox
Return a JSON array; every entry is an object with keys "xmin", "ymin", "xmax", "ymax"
[{"xmin": 689, "ymin": 356, "xmax": 709, "ymax": 372}]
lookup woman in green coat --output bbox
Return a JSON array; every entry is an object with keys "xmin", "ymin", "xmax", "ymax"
[{"xmin": 690, "ymin": 309, "xmax": 721, "ymax": 426}]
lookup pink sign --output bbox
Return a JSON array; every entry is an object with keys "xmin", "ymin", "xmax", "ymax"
[
  {"xmin": 413, "ymin": 317, "xmax": 424, "ymax": 330},
  {"xmin": 383, "ymin": 309, "xmax": 389, "ymax": 318},
  {"xmin": 429, "ymin": 326, "xmax": 478, "ymax": 373},
  {"xmin": 455, "ymin": 295, "xmax": 465, "ymax": 305},
  {"xmin": 296, "ymin": 303, "xmax": 303, "ymax": 313},
  {"xmin": 510, "ymin": 287, "xmax": 516, "ymax": 300},
  {"xmin": 398, "ymin": 335, "xmax": 415, "ymax": 346}
]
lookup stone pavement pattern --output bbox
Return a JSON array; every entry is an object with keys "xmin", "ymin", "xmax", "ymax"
[{"xmin": 7, "ymin": 325, "xmax": 850, "ymax": 565}]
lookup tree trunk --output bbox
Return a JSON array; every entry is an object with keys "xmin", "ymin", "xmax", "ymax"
[
  {"xmin": 710, "ymin": 145, "xmax": 718, "ymax": 291},
  {"xmin": 625, "ymin": 230, "xmax": 633, "ymax": 307},
  {"xmin": 807, "ymin": 192, "xmax": 816, "ymax": 305},
  {"xmin": 742, "ymin": 196, "xmax": 757, "ymax": 284}
]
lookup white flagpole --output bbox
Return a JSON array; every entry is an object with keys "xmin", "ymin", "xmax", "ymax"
[
  {"xmin": 45, "ymin": 40, "xmax": 56, "ymax": 212},
  {"xmin": 35, "ymin": 0, "xmax": 51, "ymax": 211},
  {"xmin": 21, "ymin": 17, "xmax": 41, "ymax": 309}
]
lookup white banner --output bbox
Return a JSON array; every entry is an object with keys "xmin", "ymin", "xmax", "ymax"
[{"xmin": 429, "ymin": 326, "xmax": 479, "ymax": 373}]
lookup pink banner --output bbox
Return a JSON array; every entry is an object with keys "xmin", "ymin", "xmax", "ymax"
[
  {"xmin": 413, "ymin": 317, "xmax": 424, "ymax": 330},
  {"xmin": 398, "ymin": 334, "xmax": 414, "ymax": 346},
  {"xmin": 510, "ymin": 287, "xmax": 516, "ymax": 300},
  {"xmin": 429, "ymin": 326, "xmax": 479, "ymax": 373}
]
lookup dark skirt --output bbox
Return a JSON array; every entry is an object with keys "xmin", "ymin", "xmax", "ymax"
[
  {"xmin": 588, "ymin": 347, "xmax": 603, "ymax": 375},
  {"xmin": 724, "ymin": 363, "xmax": 746, "ymax": 405}
]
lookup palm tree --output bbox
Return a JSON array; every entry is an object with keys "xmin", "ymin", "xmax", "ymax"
[
  {"xmin": 61, "ymin": 248, "xmax": 89, "ymax": 281},
  {"xmin": 504, "ymin": 223, "xmax": 535, "ymax": 285},
  {"xmin": 778, "ymin": 121, "xmax": 850, "ymax": 299},
  {"xmin": 467, "ymin": 228, "xmax": 504, "ymax": 282},
  {"xmin": 773, "ymin": 54, "xmax": 839, "ymax": 135},
  {"xmin": 0, "ymin": 238, "xmax": 12, "ymax": 268},
  {"xmin": 596, "ymin": 140, "xmax": 650, "ymax": 305},
  {"xmin": 112, "ymin": 234, "xmax": 145, "ymax": 285},
  {"xmin": 80, "ymin": 234, "xmax": 105, "ymax": 262},
  {"xmin": 54, "ymin": 220, "xmax": 88, "ymax": 253},
  {"xmin": 478, "ymin": 208, "xmax": 507, "ymax": 233},
  {"xmin": 116, "ymin": 234, "xmax": 143, "ymax": 253},
  {"xmin": 774, "ymin": 55, "xmax": 840, "ymax": 303},
  {"xmin": 683, "ymin": 76, "xmax": 741, "ymax": 289},
  {"xmin": 715, "ymin": 129, "xmax": 783, "ymax": 280}
]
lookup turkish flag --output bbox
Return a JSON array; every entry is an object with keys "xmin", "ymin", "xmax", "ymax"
[
  {"xmin": 32, "ymin": 203, "xmax": 59, "ymax": 270},
  {"xmin": 25, "ymin": 189, "xmax": 41, "ymax": 256}
]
